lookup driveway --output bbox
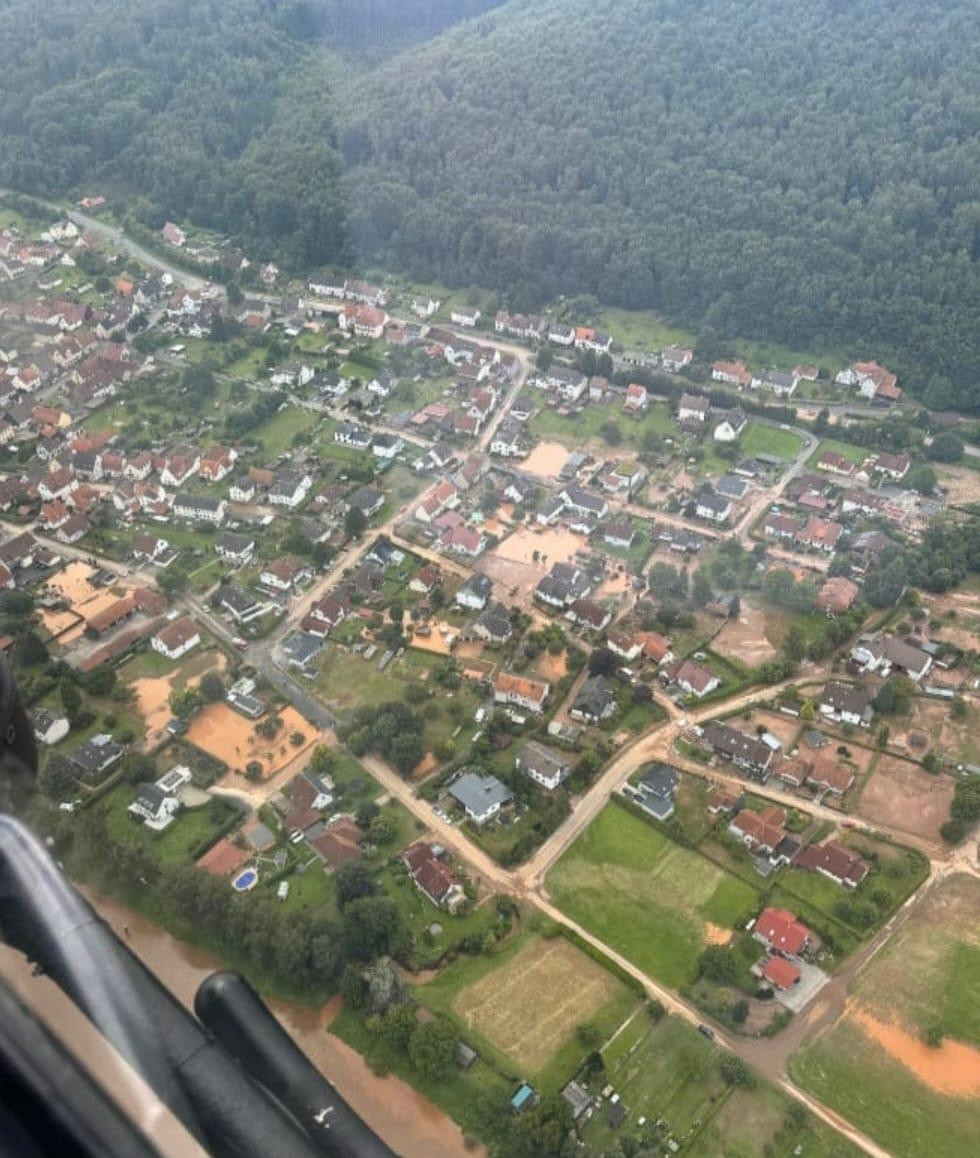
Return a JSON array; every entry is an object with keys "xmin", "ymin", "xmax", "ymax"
[{"xmin": 776, "ymin": 960, "xmax": 830, "ymax": 1013}]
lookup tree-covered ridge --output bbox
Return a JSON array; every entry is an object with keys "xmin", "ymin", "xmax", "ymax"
[
  {"xmin": 0, "ymin": 0, "xmax": 349, "ymax": 267},
  {"xmin": 339, "ymin": 0, "xmax": 980, "ymax": 405}
]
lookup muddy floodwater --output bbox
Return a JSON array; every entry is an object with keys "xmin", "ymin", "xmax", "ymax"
[
  {"xmin": 29, "ymin": 891, "xmax": 479, "ymax": 1158},
  {"xmin": 494, "ymin": 524, "xmax": 586, "ymax": 566},
  {"xmin": 521, "ymin": 440, "xmax": 570, "ymax": 478}
]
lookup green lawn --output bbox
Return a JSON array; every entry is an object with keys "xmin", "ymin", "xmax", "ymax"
[
  {"xmin": 251, "ymin": 405, "xmax": 318, "ymax": 457},
  {"xmin": 790, "ymin": 1018, "xmax": 979, "ymax": 1158},
  {"xmin": 97, "ymin": 783, "xmax": 239, "ymax": 867},
  {"xmin": 687, "ymin": 1083, "xmax": 863, "ymax": 1158},
  {"xmin": 740, "ymin": 423, "xmax": 805, "ymax": 461},
  {"xmin": 547, "ymin": 802, "xmax": 760, "ymax": 987}
]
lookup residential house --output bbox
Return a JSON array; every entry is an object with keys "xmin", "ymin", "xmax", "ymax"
[
  {"xmin": 534, "ymin": 562, "xmax": 591, "ymax": 609},
  {"xmin": 634, "ymin": 763, "xmax": 680, "ymax": 820},
  {"xmin": 450, "ymin": 307, "xmax": 480, "ymax": 328},
  {"xmin": 762, "ymin": 957, "xmax": 801, "ymax": 991},
  {"xmin": 606, "ymin": 630, "xmax": 642, "ymax": 662},
  {"xmin": 490, "ymin": 420, "xmax": 524, "ymax": 458},
  {"xmin": 547, "ymin": 323, "xmax": 575, "ymax": 347},
  {"xmin": 696, "ymin": 492, "xmax": 732, "ymax": 523},
  {"xmin": 199, "ymin": 445, "xmax": 237, "ymax": 483},
  {"xmin": 570, "ymin": 675, "xmax": 617, "ymax": 724},
  {"xmin": 804, "ymin": 757, "xmax": 855, "ymax": 796},
  {"xmin": 715, "ymin": 473, "xmax": 751, "ymax": 501},
  {"xmin": 661, "ymin": 344, "xmax": 693, "ymax": 372},
  {"xmin": 677, "ymin": 393, "xmax": 710, "ymax": 422},
  {"xmin": 415, "ymin": 479, "xmax": 458, "ymax": 524},
  {"xmin": 162, "ymin": 222, "xmax": 186, "ymax": 247},
  {"xmin": 603, "ymin": 519, "xmax": 635, "ymax": 549},
  {"xmin": 173, "ymin": 494, "xmax": 226, "ymax": 524},
  {"xmin": 754, "ymin": 369, "xmax": 799, "ymax": 398},
  {"xmin": 753, "ymin": 907, "xmax": 812, "ymax": 958},
  {"xmin": 372, "ymin": 433, "xmax": 404, "ymax": 460},
  {"xmin": 436, "ymin": 513, "xmax": 487, "ymax": 557},
  {"xmin": 334, "ymin": 422, "xmax": 373, "ymax": 451},
  {"xmin": 850, "ymin": 634, "xmax": 932, "ymax": 682},
  {"xmin": 448, "ymin": 772, "xmax": 513, "ymax": 825},
  {"xmin": 574, "ymin": 326, "xmax": 612, "ymax": 353},
  {"xmin": 546, "ymin": 365, "xmax": 587, "ymax": 402},
  {"xmin": 558, "ymin": 484, "xmax": 608, "ymax": 520},
  {"xmin": 494, "ymin": 671, "xmax": 550, "ymax": 714},
  {"xmin": 152, "ymin": 616, "xmax": 201, "ymax": 661},
  {"xmin": 270, "ymin": 362, "xmax": 314, "ymax": 389},
  {"xmin": 623, "ymin": 383, "xmax": 648, "ymax": 413},
  {"xmin": 229, "ymin": 475, "xmax": 256, "ymax": 503},
  {"xmin": 302, "ymin": 595, "xmax": 347, "ymax": 637},
  {"xmin": 816, "ymin": 451, "xmax": 854, "ymax": 477},
  {"xmin": 70, "ymin": 734, "xmax": 124, "ymax": 779},
  {"xmin": 729, "ymin": 807, "xmax": 788, "ymax": 856},
  {"xmin": 217, "ymin": 585, "xmax": 263, "ymax": 624},
  {"xmin": 663, "ymin": 658, "xmax": 720, "ymax": 698},
  {"xmin": 269, "ymin": 471, "xmax": 313, "ymax": 509},
  {"xmin": 260, "ymin": 557, "xmax": 310, "ymax": 592},
  {"xmin": 32, "ymin": 708, "xmax": 69, "ymax": 746},
  {"xmin": 712, "ymin": 360, "xmax": 752, "ymax": 389},
  {"xmin": 214, "ymin": 531, "xmax": 255, "ymax": 565},
  {"xmin": 819, "ymin": 682, "xmax": 873, "ymax": 728},
  {"xmin": 873, "ymin": 452, "xmax": 911, "ymax": 481},
  {"xmin": 279, "ymin": 631, "xmax": 322, "ymax": 671},
  {"xmin": 400, "ymin": 843, "xmax": 464, "ymax": 911},
  {"xmin": 836, "ymin": 361, "xmax": 900, "ymax": 403},
  {"xmin": 128, "ymin": 783, "xmax": 180, "ymax": 830},
  {"xmin": 567, "ymin": 598, "xmax": 612, "ymax": 632},
  {"xmin": 795, "ymin": 841, "xmax": 869, "ymax": 888},
  {"xmin": 638, "ymin": 631, "xmax": 674, "ymax": 665},
  {"xmin": 816, "ymin": 576, "xmax": 860, "ymax": 614},
  {"xmin": 516, "ymin": 741, "xmax": 573, "ymax": 791},
  {"xmin": 338, "ymin": 305, "xmax": 388, "ymax": 340},
  {"xmin": 472, "ymin": 602, "xmax": 513, "ymax": 645},
  {"xmin": 713, "ymin": 409, "xmax": 748, "ymax": 443},
  {"xmin": 795, "ymin": 516, "xmax": 843, "ymax": 553},
  {"xmin": 408, "ymin": 564, "xmax": 440, "ymax": 596},
  {"xmin": 159, "ymin": 448, "xmax": 200, "ymax": 489},
  {"xmin": 702, "ymin": 721, "xmax": 774, "ymax": 780},
  {"xmin": 596, "ymin": 460, "xmax": 646, "ymax": 496},
  {"xmin": 346, "ymin": 486, "xmax": 385, "ymax": 518},
  {"xmin": 411, "ymin": 296, "xmax": 440, "ymax": 318},
  {"xmin": 56, "ymin": 513, "xmax": 88, "ymax": 545},
  {"xmin": 504, "ymin": 476, "xmax": 535, "ymax": 506}
]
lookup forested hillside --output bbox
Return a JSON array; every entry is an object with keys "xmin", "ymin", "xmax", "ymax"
[
  {"xmin": 339, "ymin": 0, "xmax": 980, "ymax": 406},
  {"xmin": 1, "ymin": 0, "xmax": 979, "ymax": 405},
  {"xmin": 0, "ymin": 0, "xmax": 349, "ymax": 268}
]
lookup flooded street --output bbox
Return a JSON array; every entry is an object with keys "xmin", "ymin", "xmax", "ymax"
[{"xmin": 23, "ymin": 890, "xmax": 479, "ymax": 1158}]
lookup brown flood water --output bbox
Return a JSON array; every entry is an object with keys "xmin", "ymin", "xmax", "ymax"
[{"xmin": 76, "ymin": 890, "xmax": 479, "ymax": 1158}]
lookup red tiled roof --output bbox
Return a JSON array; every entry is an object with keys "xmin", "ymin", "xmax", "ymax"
[
  {"xmin": 755, "ymin": 907, "xmax": 811, "ymax": 956},
  {"xmin": 763, "ymin": 956, "xmax": 800, "ymax": 989}
]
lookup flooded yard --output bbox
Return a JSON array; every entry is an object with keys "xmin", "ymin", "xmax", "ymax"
[{"xmin": 521, "ymin": 440, "xmax": 570, "ymax": 478}]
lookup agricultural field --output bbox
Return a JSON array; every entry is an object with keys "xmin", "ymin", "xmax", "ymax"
[
  {"xmin": 547, "ymin": 802, "xmax": 759, "ymax": 988},
  {"xmin": 419, "ymin": 932, "xmax": 638, "ymax": 1087},
  {"xmin": 790, "ymin": 875, "xmax": 980, "ymax": 1158}
]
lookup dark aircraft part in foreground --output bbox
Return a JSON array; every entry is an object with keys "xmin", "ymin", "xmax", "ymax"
[
  {"xmin": 197, "ymin": 972, "xmax": 398, "ymax": 1158},
  {"xmin": 0, "ymin": 657, "xmax": 401, "ymax": 1157}
]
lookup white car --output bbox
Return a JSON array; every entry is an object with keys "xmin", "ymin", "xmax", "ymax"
[{"xmin": 288, "ymin": 829, "xmax": 304, "ymax": 844}]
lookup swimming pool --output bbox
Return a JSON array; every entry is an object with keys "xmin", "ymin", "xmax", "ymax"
[{"xmin": 232, "ymin": 868, "xmax": 258, "ymax": 892}]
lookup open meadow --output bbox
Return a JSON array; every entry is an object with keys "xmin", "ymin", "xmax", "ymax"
[
  {"xmin": 790, "ymin": 875, "xmax": 980, "ymax": 1158},
  {"xmin": 547, "ymin": 802, "xmax": 759, "ymax": 987}
]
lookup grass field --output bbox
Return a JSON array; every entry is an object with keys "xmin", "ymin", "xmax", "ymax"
[
  {"xmin": 547, "ymin": 802, "xmax": 759, "ymax": 987},
  {"xmin": 790, "ymin": 876, "xmax": 980, "ymax": 1158},
  {"xmin": 419, "ymin": 931, "xmax": 638, "ymax": 1088},
  {"xmin": 790, "ymin": 1018, "xmax": 979, "ymax": 1158},
  {"xmin": 740, "ymin": 423, "xmax": 805, "ymax": 461},
  {"xmin": 686, "ymin": 1083, "xmax": 863, "ymax": 1158},
  {"xmin": 252, "ymin": 405, "xmax": 318, "ymax": 457}
]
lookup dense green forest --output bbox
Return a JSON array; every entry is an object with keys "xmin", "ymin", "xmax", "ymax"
[
  {"xmin": 341, "ymin": 0, "xmax": 980, "ymax": 407},
  {"xmin": 1, "ymin": 0, "xmax": 979, "ymax": 407}
]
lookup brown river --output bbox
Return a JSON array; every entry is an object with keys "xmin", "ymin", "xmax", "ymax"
[{"xmin": 1, "ymin": 890, "xmax": 477, "ymax": 1158}]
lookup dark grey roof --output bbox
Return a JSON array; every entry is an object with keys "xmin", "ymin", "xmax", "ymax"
[
  {"xmin": 218, "ymin": 584, "xmax": 260, "ymax": 614},
  {"xmin": 820, "ymin": 682, "xmax": 872, "ymax": 714},
  {"xmin": 70, "ymin": 735, "xmax": 124, "ymax": 774},
  {"xmin": 517, "ymin": 741, "xmax": 570, "ymax": 783},
  {"xmin": 449, "ymin": 772, "xmax": 513, "ymax": 816},
  {"xmin": 281, "ymin": 632, "xmax": 322, "ymax": 664},
  {"xmin": 458, "ymin": 573, "xmax": 492, "ymax": 599},
  {"xmin": 475, "ymin": 602, "xmax": 512, "ymax": 640},
  {"xmin": 702, "ymin": 721, "xmax": 772, "ymax": 769},
  {"xmin": 216, "ymin": 531, "xmax": 254, "ymax": 553},
  {"xmin": 716, "ymin": 474, "xmax": 750, "ymax": 499},
  {"xmin": 348, "ymin": 485, "xmax": 384, "ymax": 512},
  {"xmin": 697, "ymin": 492, "xmax": 731, "ymax": 515},
  {"xmin": 176, "ymin": 492, "xmax": 222, "ymax": 513},
  {"xmin": 573, "ymin": 675, "xmax": 616, "ymax": 718},
  {"xmin": 638, "ymin": 762, "xmax": 679, "ymax": 799},
  {"xmin": 133, "ymin": 782, "xmax": 169, "ymax": 811}
]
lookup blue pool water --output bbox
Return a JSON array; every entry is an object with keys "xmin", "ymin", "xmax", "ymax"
[{"xmin": 232, "ymin": 869, "xmax": 258, "ymax": 891}]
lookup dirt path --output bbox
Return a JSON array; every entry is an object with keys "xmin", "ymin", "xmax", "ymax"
[{"xmin": 73, "ymin": 892, "xmax": 478, "ymax": 1158}]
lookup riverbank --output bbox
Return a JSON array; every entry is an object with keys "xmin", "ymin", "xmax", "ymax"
[{"xmin": 6, "ymin": 888, "xmax": 476, "ymax": 1158}]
